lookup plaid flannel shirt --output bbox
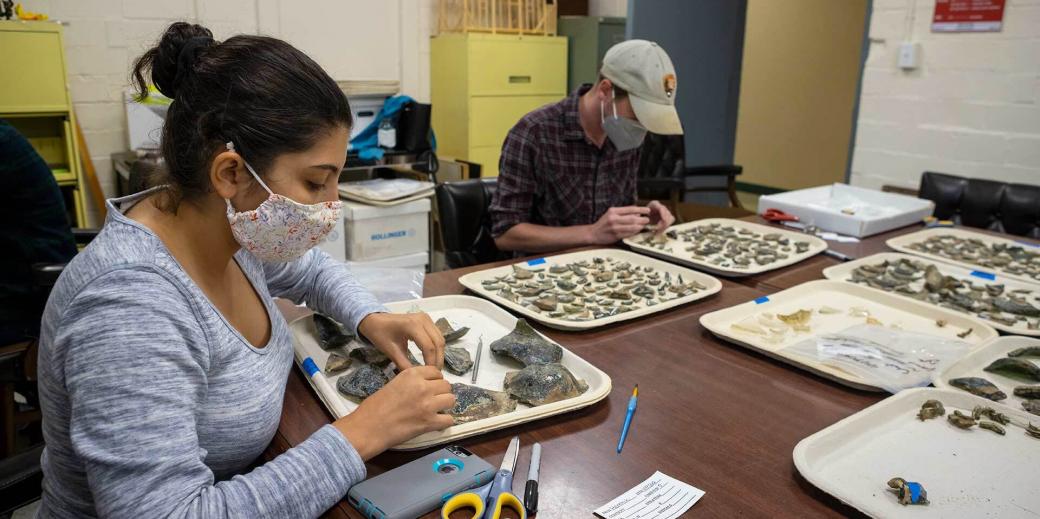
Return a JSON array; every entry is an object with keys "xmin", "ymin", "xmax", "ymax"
[{"xmin": 489, "ymin": 85, "xmax": 640, "ymax": 239}]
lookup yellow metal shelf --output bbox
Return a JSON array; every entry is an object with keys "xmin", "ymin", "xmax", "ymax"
[
  {"xmin": 431, "ymin": 32, "xmax": 567, "ymax": 177},
  {"xmin": 1, "ymin": 20, "xmax": 86, "ymax": 226}
]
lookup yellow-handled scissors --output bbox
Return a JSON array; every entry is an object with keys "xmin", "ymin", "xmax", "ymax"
[{"xmin": 442, "ymin": 436, "xmax": 526, "ymax": 519}]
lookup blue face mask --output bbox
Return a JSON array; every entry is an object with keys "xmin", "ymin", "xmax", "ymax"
[{"xmin": 601, "ymin": 90, "xmax": 647, "ymax": 151}]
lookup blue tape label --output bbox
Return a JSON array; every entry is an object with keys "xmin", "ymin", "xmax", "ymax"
[
  {"xmin": 907, "ymin": 482, "xmax": 923, "ymax": 504},
  {"xmin": 527, "ymin": 258, "xmax": 547, "ymax": 266},
  {"xmin": 301, "ymin": 357, "xmax": 319, "ymax": 377},
  {"xmin": 754, "ymin": 296, "xmax": 770, "ymax": 304},
  {"xmin": 1016, "ymin": 240, "xmax": 1040, "ymax": 248},
  {"xmin": 970, "ymin": 270, "xmax": 996, "ymax": 280}
]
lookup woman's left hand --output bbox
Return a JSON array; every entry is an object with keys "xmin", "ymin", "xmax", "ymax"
[
  {"xmin": 647, "ymin": 200, "xmax": 676, "ymax": 234},
  {"xmin": 358, "ymin": 312, "xmax": 445, "ymax": 370}
]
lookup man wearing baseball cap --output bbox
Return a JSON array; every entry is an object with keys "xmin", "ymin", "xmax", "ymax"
[{"xmin": 490, "ymin": 39, "xmax": 682, "ymax": 255}]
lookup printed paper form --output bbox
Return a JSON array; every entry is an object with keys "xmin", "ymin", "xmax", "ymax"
[{"xmin": 593, "ymin": 471, "xmax": 705, "ymax": 519}]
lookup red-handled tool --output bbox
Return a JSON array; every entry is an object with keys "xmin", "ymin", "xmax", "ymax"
[{"xmin": 761, "ymin": 208, "xmax": 800, "ymax": 223}]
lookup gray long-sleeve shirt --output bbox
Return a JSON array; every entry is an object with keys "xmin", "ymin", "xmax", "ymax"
[{"xmin": 36, "ymin": 188, "xmax": 386, "ymax": 518}]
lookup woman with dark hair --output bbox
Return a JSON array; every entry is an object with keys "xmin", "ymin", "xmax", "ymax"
[{"xmin": 35, "ymin": 23, "xmax": 455, "ymax": 518}]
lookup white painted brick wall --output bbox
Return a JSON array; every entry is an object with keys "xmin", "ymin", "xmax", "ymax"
[
  {"xmin": 28, "ymin": 0, "xmax": 435, "ymax": 226},
  {"xmin": 850, "ymin": 0, "xmax": 1040, "ymax": 192}
]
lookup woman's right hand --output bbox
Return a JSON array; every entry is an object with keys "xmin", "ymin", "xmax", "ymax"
[{"xmin": 333, "ymin": 366, "xmax": 456, "ymax": 459}]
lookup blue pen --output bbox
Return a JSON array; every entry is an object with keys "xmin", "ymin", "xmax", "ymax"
[
  {"xmin": 616, "ymin": 385, "xmax": 638, "ymax": 454},
  {"xmin": 301, "ymin": 357, "xmax": 350, "ymax": 418}
]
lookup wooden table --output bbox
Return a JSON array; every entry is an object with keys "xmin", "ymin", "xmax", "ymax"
[{"xmin": 267, "ymin": 221, "xmax": 961, "ymax": 518}]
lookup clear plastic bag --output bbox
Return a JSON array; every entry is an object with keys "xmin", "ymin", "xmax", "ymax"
[
  {"xmin": 350, "ymin": 267, "xmax": 424, "ymax": 303},
  {"xmin": 782, "ymin": 324, "xmax": 972, "ymax": 394}
]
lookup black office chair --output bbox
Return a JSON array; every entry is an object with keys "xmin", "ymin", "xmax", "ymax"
[
  {"xmin": 636, "ymin": 133, "xmax": 743, "ymax": 216},
  {"xmin": 435, "ymin": 179, "xmax": 507, "ymax": 269},
  {"xmin": 919, "ymin": 171, "xmax": 1040, "ymax": 238},
  {"xmin": 0, "ymin": 444, "xmax": 44, "ymax": 516}
]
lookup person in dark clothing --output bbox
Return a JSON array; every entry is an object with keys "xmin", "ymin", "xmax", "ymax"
[
  {"xmin": 490, "ymin": 40, "xmax": 681, "ymax": 255},
  {"xmin": 0, "ymin": 118, "xmax": 77, "ymax": 345}
]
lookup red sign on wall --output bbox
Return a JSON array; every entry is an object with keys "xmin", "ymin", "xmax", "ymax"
[{"xmin": 932, "ymin": 0, "xmax": 1006, "ymax": 32}]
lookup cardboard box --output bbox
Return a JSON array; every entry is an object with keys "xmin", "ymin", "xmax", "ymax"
[
  {"xmin": 342, "ymin": 198, "xmax": 431, "ymax": 261},
  {"xmin": 346, "ymin": 251, "xmax": 428, "ymax": 271},
  {"xmin": 758, "ymin": 183, "xmax": 934, "ymax": 238}
]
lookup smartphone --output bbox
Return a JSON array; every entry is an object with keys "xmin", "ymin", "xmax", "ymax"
[{"xmin": 347, "ymin": 445, "xmax": 495, "ymax": 519}]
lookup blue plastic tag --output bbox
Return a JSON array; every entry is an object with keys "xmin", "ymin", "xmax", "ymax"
[
  {"xmin": 527, "ymin": 258, "xmax": 546, "ymax": 266},
  {"xmin": 1016, "ymin": 240, "xmax": 1040, "ymax": 248},
  {"xmin": 907, "ymin": 482, "xmax": 923, "ymax": 504},
  {"xmin": 302, "ymin": 357, "xmax": 319, "ymax": 377},
  {"xmin": 754, "ymin": 296, "xmax": 770, "ymax": 304},
  {"xmin": 970, "ymin": 270, "xmax": 996, "ymax": 281}
]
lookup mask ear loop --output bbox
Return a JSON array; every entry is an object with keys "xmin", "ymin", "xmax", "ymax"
[
  {"xmin": 610, "ymin": 88, "xmax": 620, "ymax": 121},
  {"xmin": 224, "ymin": 141, "xmax": 274, "ymax": 214},
  {"xmin": 600, "ymin": 87, "xmax": 620, "ymax": 125}
]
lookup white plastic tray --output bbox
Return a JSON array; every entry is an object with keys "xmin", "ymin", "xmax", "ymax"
[
  {"xmin": 339, "ymin": 190, "xmax": 434, "ymax": 207},
  {"xmin": 794, "ymin": 387, "xmax": 1040, "ymax": 518},
  {"xmin": 758, "ymin": 183, "xmax": 934, "ymax": 238},
  {"xmin": 823, "ymin": 252, "xmax": 1040, "ymax": 337},
  {"xmin": 288, "ymin": 295, "xmax": 612, "ymax": 450},
  {"xmin": 699, "ymin": 280, "xmax": 997, "ymax": 391},
  {"xmin": 623, "ymin": 218, "xmax": 827, "ymax": 277},
  {"xmin": 337, "ymin": 178, "xmax": 435, "ymax": 202},
  {"xmin": 887, "ymin": 227, "xmax": 1040, "ymax": 287},
  {"xmin": 457, "ymin": 249, "xmax": 722, "ymax": 331},
  {"xmin": 934, "ymin": 336, "xmax": 1040, "ymax": 418}
]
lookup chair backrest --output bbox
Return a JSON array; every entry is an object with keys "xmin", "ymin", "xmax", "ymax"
[
  {"xmin": 636, "ymin": 133, "xmax": 684, "ymax": 200},
  {"xmin": 435, "ymin": 178, "xmax": 505, "ymax": 269},
  {"xmin": 919, "ymin": 171, "xmax": 1040, "ymax": 238}
]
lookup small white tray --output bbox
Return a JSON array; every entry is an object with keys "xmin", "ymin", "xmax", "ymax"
[
  {"xmin": 288, "ymin": 295, "xmax": 612, "ymax": 450},
  {"xmin": 794, "ymin": 387, "xmax": 1040, "ymax": 519},
  {"xmin": 758, "ymin": 183, "xmax": 934, "ymax": 238},
  {"xmin": 457, "ymin": 249, "xmax": 722, "ymax": 331},
  {"xmin": 823, "ymin": 252, "xmax": 1040, "ymax": 337},
  {"xmin": 339, "ymin": 190, "xmax": 434, "ymax": 207},
  {"xmin": 887, "ymin": 227, "xmax": 1040, "ymax": 287},
  {"xmin": 934, "ymin": 336, "xmax": 1040, "ymax": 418},
  {"xmin": 337, "ymin": 178, "xmax": 435, "ymax": 202},
  {"xmin": 623, "ymin": 218, "xmax": 827, "ymax": 277},
  {"xmin": 699, "ymin": 280, "xmax": 997, "ymax": 391}
]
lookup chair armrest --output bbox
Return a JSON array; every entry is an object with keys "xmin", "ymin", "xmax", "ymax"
[
  {"xmin": 681, "ymin": 164, "xmax": 743, "ymax": 178},
  {"xmin": 71, "ymin": 228, "xmax": 101, "ymax": 245},
  {"xmin": 31, "ymin": 263, "xmax": 67, "ymax": 289},
  {"xmin": 0, "ymin": 341, "xmax": 32, "ymax": 382},
  {"xmin": 637, "ymin": 178, "xmax": 686, "ymax": 190}
]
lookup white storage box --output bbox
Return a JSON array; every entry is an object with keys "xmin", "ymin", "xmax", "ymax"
[
  {"xmin": 316, "ymin": 216, "xmax": 348, "ymax": 261},
  {"xmin": 757, "ymin": 183, "xmax": 934, "ymax": 238},
  {"xmin": 346, "ymin": 251, "xmax": 428, "ymax": 271},
  {"xmin": 342, "ymin": 198, "xmax": 430, "ymax": 261}
]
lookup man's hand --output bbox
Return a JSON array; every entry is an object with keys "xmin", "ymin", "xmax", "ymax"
[
  {"xmin": 588, "ymin": 206, "xmax": 651, "ymax": 245},
  {"xmin": 647, "ymin": 200, "xmax": 676, "ymax": 234},
  {"xmin": 357, "ymin": 312, "xmax": 445, "ymax": 370}
]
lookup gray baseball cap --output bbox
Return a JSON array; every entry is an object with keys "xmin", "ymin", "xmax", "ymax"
[{"xmin": 600, "ymin": 39, "xmax": 682, "ymax": 135}]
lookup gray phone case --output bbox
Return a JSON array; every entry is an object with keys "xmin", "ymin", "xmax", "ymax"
[{"xmin": 347, "ymin": 445, "xmax": 495, "ymax": 519}]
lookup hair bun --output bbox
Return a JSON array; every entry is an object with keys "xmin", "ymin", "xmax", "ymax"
[{"xmin": 149, "ymin": 22, "xmax": 214, "ymax": 99}]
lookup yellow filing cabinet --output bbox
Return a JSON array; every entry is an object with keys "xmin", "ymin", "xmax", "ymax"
[
  {"xmin": 0, "ymin": 20, "xmax": 87, "ymax": 227},
  {"xmin": 431, "ymin": 33, "xmax": 567, "ymax": 177}
]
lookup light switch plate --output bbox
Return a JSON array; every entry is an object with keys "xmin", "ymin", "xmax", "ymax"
[{"xmin": 898, "ymin": 42, "xmax": 920, "ymax": 69}]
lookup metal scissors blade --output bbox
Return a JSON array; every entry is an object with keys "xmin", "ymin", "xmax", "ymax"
[{"xmin": 501, "ymin": 436, "xmax": 520, "ymax": 473}]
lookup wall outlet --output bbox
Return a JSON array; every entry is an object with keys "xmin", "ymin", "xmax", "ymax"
[{"xmin": 898, "ymin": 42, "xmax": 920, "ymax": 70}]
